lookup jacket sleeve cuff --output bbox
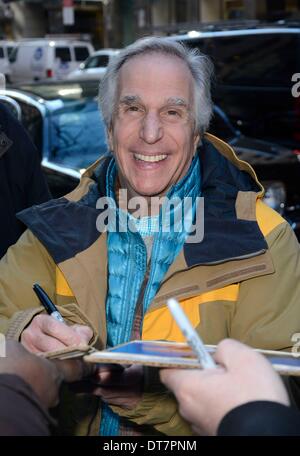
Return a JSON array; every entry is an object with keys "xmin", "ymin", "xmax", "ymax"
[
  {"xmin": 218, "ymin": 401, "xmax": 300, "ymax": 436},
  {"xmin": 5, "ymin": 303, "xmax": 98, "ymax": 345},
  {"xmin": 6, "ymin": 307, "xmax": 45, "ymax": 341}
]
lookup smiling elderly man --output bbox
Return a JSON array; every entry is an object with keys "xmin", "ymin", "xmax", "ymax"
[{"xmin": 0, "ymin": 37, "xmax": 300, "ymax": 436}]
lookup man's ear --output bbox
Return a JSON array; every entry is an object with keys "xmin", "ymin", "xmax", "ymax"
[{"xmin": 193, "ymin": 134, "xmax": 200, "ymax": 154}]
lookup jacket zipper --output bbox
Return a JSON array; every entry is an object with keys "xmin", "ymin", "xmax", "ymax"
[{"xmin": 131, "ymin": 261, "xmax": 152, "ymax": 339}]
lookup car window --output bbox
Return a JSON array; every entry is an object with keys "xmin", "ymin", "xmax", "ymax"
[
  {"xmin": 16, "ymin": 100, "xmax": 43, "ymax": 156},
  {"xmin": 7, "ymin": 47, "xmax": 14, "ymax": 57},
  {"xmin": 0, "ymin": 47, "xmax": 4, "ymax": 59},
  {"xmin": 95, "ymin": 55, "xmax": 110, "ymax": 67},
  {"xmin": 208, "ymin": 107, "xmax": 236, "ymax": 142},
  {"xmin": 84, "ymin": 55, "xmax": 109, "ymax": 69},
  {"xmin": 8, "ymin": 46, "xmax": 18, "ymax": 63},
  {"xmin": 49, "ymin": 98, "xmax": 108, "ymax": 169},
  {"xmin": 203, "ymin": 34, "xmax": 298, "ymax": 87},
  {"xmin": 55, "ymin": 47, "xmax": 71, "ymax": 62},
  {"xmin": 74, "ymin": 46, "xmax": 90, "ymax": 62}
]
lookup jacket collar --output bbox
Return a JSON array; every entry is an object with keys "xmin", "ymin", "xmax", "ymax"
[
  {"xmin": 17, "ymin": 134, "xmax": 267, "ymax": 268},
  {"xmin": 183, "ymin": 134, "xmax": 267, "ymax": 267}
]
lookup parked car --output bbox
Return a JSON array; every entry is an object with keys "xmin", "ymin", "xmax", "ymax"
[
  {"xmin": 0, "ymin": 40, "xmax": 16, "ymax": 82},
  {"xmin": 209, "ymin": 106, "xmax": 300, "ymax": 230},
  {"xmin": 67, "ymin": 49, "xmax": 120, "ymax": 81},
  {"xmin": 0, "ymin": 80, "xmax": 107, "ymax": 197},
  {"xmin": 168, "ymin": 24, "xmax": 300, "ymax": 148},
  {"xmin": 9, "ymin": 38, "xmax": 94, "ymax": 84},
  {"xmin": 0, "ymin": 94, "xmax": 21, "ymax": 120},
  {"xmin": 1, "ymin": 80, "xmax": 300, "ymax": 237}
]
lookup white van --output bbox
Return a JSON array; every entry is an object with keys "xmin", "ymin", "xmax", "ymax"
[
  {"xmin": 9, "ymin": 38, "xmax": 94, "ymax": 84},
  {"xmin": 0, "ymin": 40, "xmax": 16, "ymax": 82}
]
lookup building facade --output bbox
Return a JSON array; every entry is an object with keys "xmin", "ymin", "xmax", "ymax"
[
  {"xmin": 102, "ymin": 0, "xmax": 300, "ymax": 47},
  {"xmin": 1, "ymin": 1, "xmax": 300, "ymax": 48},
  {"xmin": 0, "ymin": 0, "xmax": 105, "ymax": 47}
]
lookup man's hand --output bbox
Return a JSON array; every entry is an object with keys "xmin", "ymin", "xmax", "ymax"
[
  {"xmin": 91, "ymin": 364, "xmax": 143, "ymax": 410},
  {"xmin": 21, "ymin": 314, "xmax": 93, "ymax": 353},
  {"xmin": 0, "ymin": 341, "xmax": 91, "ymax": 409},
  {"xmin": 160, "ymin": 339, "xmax": 290, "ymax": 436}
]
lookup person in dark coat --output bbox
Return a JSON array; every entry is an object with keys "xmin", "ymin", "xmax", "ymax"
[
  {"xmin": 0, "ymin": 103, "xmax": 51, "ymax": 258},
  {"xmin": 0, "ymin": 340, "xmax": 92, "ymax": 436}
]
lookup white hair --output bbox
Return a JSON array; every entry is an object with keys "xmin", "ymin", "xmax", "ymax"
[{"xmin": 99, "ymin": 36, "xmax": 214, "ymax": 135}]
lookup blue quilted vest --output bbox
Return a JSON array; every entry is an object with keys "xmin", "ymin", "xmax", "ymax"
[{"xmin": 100, "ymin": 155, "xmax": 201, "ymax": 435}]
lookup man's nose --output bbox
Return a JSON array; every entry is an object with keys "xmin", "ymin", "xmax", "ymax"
[{"xmin": 140, "ymin": 112, "xmax": 163, "ymax": 143}]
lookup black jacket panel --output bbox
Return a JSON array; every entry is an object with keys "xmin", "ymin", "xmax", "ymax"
[
  {"xmin": 0, "ymin": 103, "xmax": 51, "ymax": 258},
  {"xmin": 218, "ymin": 401, "xmax": 300, "ymax": 436}
]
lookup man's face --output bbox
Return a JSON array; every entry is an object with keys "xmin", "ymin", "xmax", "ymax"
[{"xmin": 109, "ymin": 53, "xmax": 199, "ymax": 197}]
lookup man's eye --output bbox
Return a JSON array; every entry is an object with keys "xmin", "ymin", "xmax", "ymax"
[
  {"xmin": 167, "ymin": 110, "xmax": 179, "ymax": 116},
  {"xmin": 128, "ymin": 106, "xmax": 140, "ymax": 112}
]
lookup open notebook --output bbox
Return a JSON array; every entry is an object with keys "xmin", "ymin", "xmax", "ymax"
[{"xmin": 42, "ymin": 339, "xmax": 300, "ymax": 376}]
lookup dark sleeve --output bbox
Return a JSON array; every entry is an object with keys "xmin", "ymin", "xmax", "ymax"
[
  {"xmin": 18, "ymin": 114, "xmax": 52, "ymax": 205},
  {"xmin": 0, "ymin": 374, "xmax": 53, "ymax": 436},
  {"xmin": 218, "ymin": 401, "xmax": 300, "ymax": 436},
  {"xmin": 24, "ymin": 140, "xmax": 52, "ymax": 206},
  {"xmin": 0, "ymin": 103, "xmax": 51, "ymax": 207}
]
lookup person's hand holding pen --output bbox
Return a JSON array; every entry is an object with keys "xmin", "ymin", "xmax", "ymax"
[
  {"xmin": 160, "ymin": 339, "xmax": 290, "ymax": 436},
  {"xmin": 20, "ymin": 284, "xmax": 93, "ymax": 354}
]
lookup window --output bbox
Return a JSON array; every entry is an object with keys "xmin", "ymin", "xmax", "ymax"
[
  {"xmin": 50, "ymin": 99, "xmax": 108, "ymax": 169},
  {"xmin": 201, "ymin": 34, "xmax": 299, "ymax": 87},
  {"xmin": 74, "ymin": 46, "xmax": 90, "ymax": 62},
  {"xmin": 208, "ymin": 107, "xmax": 236, "ymax": 142},
  {"xmin": 8, "ymin": 47, "xmax": 18, "ymax": 63},
  {"xmin": 55, "ymin": 47, "xmax": 71, "ymax": 62},
  {"xmin": 7, "ymin": 47, "xmax": 14, "ymax": 57},
  {"xmin": 0, "ymin": 47, "xmax": 4, "ymax": 59},
  {"xmin": 175, "ymin": 0, "xmax": 188, "ymax": 23},
  {"xmin": 85, "ymin": 55, "xmax": 109, "ymax": 69},
  {"xmin": 18, "ymin": 101, "xmax": 43, "ymax": 156}
]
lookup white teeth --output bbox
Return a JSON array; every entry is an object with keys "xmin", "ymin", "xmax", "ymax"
[{"xmin": 134, "ymin": 153, "xmax": 167, "ymax": 163}]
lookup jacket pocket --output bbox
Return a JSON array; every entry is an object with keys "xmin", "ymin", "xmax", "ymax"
[{"xmin": 142, "ymin": 284, "xmax": 239, "ymax": 342}]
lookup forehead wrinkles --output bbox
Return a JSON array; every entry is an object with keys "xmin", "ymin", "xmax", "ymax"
[
  {"xmin": 119, "ymin": 95, "xmax": 189, "ymax": 107},
  {"xmin": 117, "ymin": 53, "xmax": 193, "ymax": 92}
]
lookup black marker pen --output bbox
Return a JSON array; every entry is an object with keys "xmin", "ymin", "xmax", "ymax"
[{"xmin": 33, "ymin": 283, "xmax": 64, "ymax": 323}]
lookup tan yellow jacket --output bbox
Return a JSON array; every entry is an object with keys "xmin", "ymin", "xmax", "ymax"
[{"xmin": 1, "ymin": 134, "xmax": 300, "ymax": 435}]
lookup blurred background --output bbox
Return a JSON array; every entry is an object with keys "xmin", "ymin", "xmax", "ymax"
[{"xmin": 1, "ymin": 1, "xmax": 300, "ymax": 48}]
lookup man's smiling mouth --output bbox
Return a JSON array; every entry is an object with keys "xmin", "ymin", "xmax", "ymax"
[{"xmin": 133, "ymin": 153, "xmax": 167, "ymax": 163}]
